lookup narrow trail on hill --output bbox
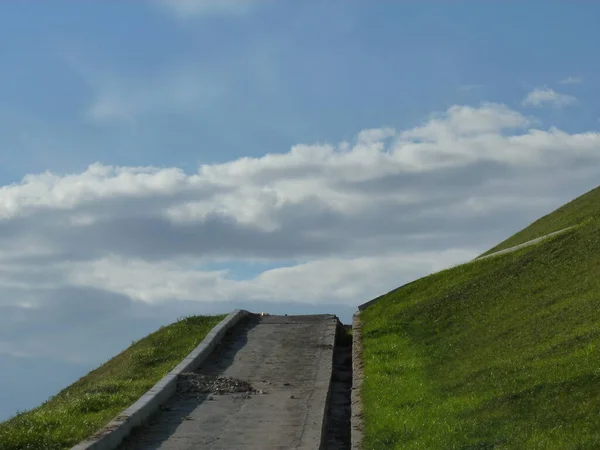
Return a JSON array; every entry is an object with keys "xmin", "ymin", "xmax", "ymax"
[
  {"xmin": 117, "ymin": 314, "xmax": 345, "ymax": 450},
  {"xmin": 475, "ymin": 226, "xmax": 575, "ymax": 260}
]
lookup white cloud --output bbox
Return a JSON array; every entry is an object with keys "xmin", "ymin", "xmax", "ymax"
[
  {"xmin": 401, "ymin": 103, "xmax": 529, "ymax": 141},
  {"xmin": 67, "ymin": 250, "xmax": 476, "ymax": 306},
  {"xmin": 3, "ymin": 100, "xmax": 600, "ymax": 391},
  {"xmin": 5, "ymin": 104, "xmax": 598, "ymax": 231},
  {"xmin": 156, "ymin": 0, "xmax": 260, "ymax": 18},
  {"xmin": 1, "ymin": 102, "xmax": 599, "ymax": 313},
  {"xmin": 522, "ymin": 87, "xmax": 578, "ymax": 108},
  {"xmin": 558, "ymin": 76, "xmax": 583, "ymax": 85}
]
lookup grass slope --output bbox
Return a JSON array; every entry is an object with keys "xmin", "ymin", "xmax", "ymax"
[
  {"xmin": 0, "ymin": 314, "xmax": 225, "ymax": 450},
  {"xmin": 361, "ymin": 219, "xmax": 600, "ymax": 449},
  {"xmin": 481, "ymin": 185, "xmax": 600, "ymax": 256}
]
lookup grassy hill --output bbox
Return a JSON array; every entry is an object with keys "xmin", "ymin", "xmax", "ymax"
[
  {"xmin": 360, "ymin": 186, "xmax": 600, "ymax": 449},
  {"xmin": 480, "ymin": 185, "xmax": 600, "ymax": 256},
  {"xmin": 0, "ymin": 314, "xmax": 225, "ymax": 450}
]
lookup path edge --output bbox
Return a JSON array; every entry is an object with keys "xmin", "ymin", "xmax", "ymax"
[
  {"xmin": 70, "ymin": 309, "xmax": 251, "ymax": 450},
  {"xmin": 351, "ymin": 312, "xmax": 364, "ymax": 450},
  {"xmin": 318, "ymin": 315, "xmax": 340, "ymax": 450}
]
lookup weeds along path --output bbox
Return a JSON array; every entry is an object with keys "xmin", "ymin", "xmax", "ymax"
[{"xmin": 117, "ymin": 314, "xmax": 339, "ymax": 450}]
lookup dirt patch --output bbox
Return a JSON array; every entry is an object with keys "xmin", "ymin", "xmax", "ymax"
[{"xmin": 177, "ymin": 373, "xmax": 255, "ymax": 395}]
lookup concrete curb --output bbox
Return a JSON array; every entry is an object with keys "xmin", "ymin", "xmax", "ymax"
[
  {"xmin": 70, "ymin": 309, "xmax": 250, "ymax": 450},
  {"xmin": 351, "ymin": 313, "xmax": 364, "ymax": 450},
  {"xmin": 318, "ymin": 318, "xmax": 343, "ymax": 450},
  {"xmin": 318, "ymin": 316, "xmax": 340, "ymax": 450}
]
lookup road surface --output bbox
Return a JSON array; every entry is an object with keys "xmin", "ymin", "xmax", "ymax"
[{"xmin": 117, "ymin": 314, "xmax": 338, "ymax": 450}]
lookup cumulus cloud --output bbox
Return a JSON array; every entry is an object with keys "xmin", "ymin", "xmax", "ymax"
[
  {"xmin": 66, "ymin": 250, "xmax": 474, "ymax": 306},
  {"xmin": 2, "ymin": 102, "xmax": 600, "ymax": 388},
  {"xmin": 3, "ymin": 104, "xmax": 600, "ymax": 265},
  {"xmin": 522, "ymin": 87, "xmax": 578, "ymax": 108}
]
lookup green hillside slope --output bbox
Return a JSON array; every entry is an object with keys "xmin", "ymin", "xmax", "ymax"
[
  {"xmin": 360, "ymin": 217, "xmax": 600, "ymax": 449},
  {"xmin": 0, "ymin": 314, "xmax": 225, "ymax": 450},
  {"xmin": 481, "ymin": 185, "xmax": 600, "ymax": 256}
]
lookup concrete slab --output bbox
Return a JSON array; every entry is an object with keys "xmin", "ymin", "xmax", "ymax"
[
  {"xmin": 117, "ymin": 314, "xmax": 338, "ymax": 450},
  {"xmin": 350, "ymin": 314, "xmax": 364, "ymax": 450}
]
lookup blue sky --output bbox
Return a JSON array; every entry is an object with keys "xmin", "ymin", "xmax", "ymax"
[
  {"xmin": 1, "ymin": 0, "xmax": 600, "ymax": 422},
  {"xmin": 1, "ymin": 1, "xmax": 599, "ymax": 181}
]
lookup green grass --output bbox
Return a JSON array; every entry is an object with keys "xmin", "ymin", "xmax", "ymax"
[
  {"xmin": 481, "ymin": 185, "xmax": 600, "ymax": 256},
  {"xmin": 0, "ymin": 314, "xmax": 226, "ymax": 450},
  {"xmin": 361, "ymin": 219, "xmax": 600, "ymax": 449}
]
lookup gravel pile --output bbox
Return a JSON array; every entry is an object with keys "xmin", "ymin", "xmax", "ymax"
[{"xmin": 178, "ymin": 373, "xmax": 255, "ymax": 395}]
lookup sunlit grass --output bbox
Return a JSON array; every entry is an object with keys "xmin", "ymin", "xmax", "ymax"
[
  {"xmin": 361, "ymin": 219, "xmax": 600, "ymax": 449},
  {"xmin": 0, "ymin": 314, "xmax": 225, "ymax": 450}
]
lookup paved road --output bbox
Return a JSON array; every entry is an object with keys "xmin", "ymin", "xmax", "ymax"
[{"xmin": 118, "ymin": 314, "xmax": 338, "ymax": 450}]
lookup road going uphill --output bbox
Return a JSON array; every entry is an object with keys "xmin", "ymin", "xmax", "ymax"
[{"xmin": 117, "ymin": 314, "xmax": 350, "ymax": 450}]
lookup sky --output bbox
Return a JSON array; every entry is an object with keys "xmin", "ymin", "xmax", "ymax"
[{"xmin": 1, "ymin": 0, "xmax": 600, "ymax": 422}]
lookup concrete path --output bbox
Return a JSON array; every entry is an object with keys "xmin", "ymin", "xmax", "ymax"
[
  {"xmin": 117, "ymin": 314, "xmax": 338, "ymax": 450},
  {"xmin": 474, "ymin": 226, "xmax": 575, "ymax": 261}
]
